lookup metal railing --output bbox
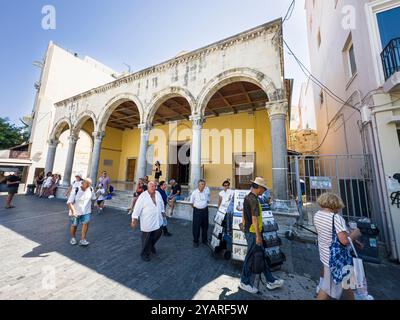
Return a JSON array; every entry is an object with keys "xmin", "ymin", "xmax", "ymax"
[
  {"xmin": 381, "ymin": 38, "xmax": 400, "ymax": 80},
  {"xmin": 287, "ymin": 155, "xmax": 378, "ymax": 224}
]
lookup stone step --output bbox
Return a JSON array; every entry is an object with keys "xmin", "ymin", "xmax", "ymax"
[{"xmin": 105, "ymin": 191, "xmax": 133, "ymax": 211}]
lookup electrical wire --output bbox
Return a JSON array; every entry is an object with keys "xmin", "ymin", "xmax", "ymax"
[{"xmin": 278, "ymin": 0, "xmax": 400, "ymax": 153}]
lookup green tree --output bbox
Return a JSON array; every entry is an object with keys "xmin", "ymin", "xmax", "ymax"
[{"xmin": 0, "ymin": 117, "xmax": 26, "ymax": 149}]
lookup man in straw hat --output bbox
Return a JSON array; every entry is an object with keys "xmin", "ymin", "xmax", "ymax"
[
  {"xmin": 239, "ymin": 177, "xmax": 284, "ymax": 294},
  {"xmin": 67, "ymin": 177, "xmax": 94, "ymax": 246}
]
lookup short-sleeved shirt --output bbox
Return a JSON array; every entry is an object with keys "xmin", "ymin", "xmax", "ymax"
[
  {"xmin": 219, "ymin": 189, "xmax": 234, "ymax": 211},
  {"xmin": 7, "ymin": 175, "xmax": 20, "ymax": 192},
  {"xmin": 96, "ymin": 188, "xmax": 107, "ymax": 201},
  {"xmin": 43, "ymin": 176, "xmax": 53, "ymax": 188},
  {"xmin": 72, "ymin": 180, "xmax": 83, "ymax": 189},
  {"xmin": 243, "ymin": 192, "xmax": 262, "ymax": 233},
  {"xmin": 99, "ymin": 176, "xmax": 110, "ymax": 191},
  {"xmin": 7, "ymin": 175, "xmax": 20, "ymax": 184},
  {"xmin": 172, "ymin": 184, "xmax": 181, "ymax": 196},
  {"xmin": 314, "ymin": 211, "xmax": 348, "ymax": 267},
  {"xmin": 190, "ymin": 188, "xmax": 210, "ymax": 209},
  {"xmin": 67, "ymin": 187, "xmax": 93, "ymax": 216}
]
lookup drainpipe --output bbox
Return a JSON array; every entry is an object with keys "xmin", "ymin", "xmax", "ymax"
[
  {"xmin": 370, "ymin": 108, "xmax": 399, "ymax": 261},
  {"xmin": 366, "ymin": 121, "xmax": 391, "ymax": 253}
]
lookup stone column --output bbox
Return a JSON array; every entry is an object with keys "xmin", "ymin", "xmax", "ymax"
[
  {"xmin": 190, "ymin": 115, "xmax": 204, "ymax": 191},
  {"xmin": 136, "ymin": 123, "xmax": 152, "ymax": 181},
  {"xmin": 62, "ymin": 134, "xmax": 79, "ymax": 187},
  {"xmin": 266, "ymin": 100, "xmax": 289, "ymax": 200},
  {"xmin": 89, "ymin": 131, "xmax": 105, "ymax": 185},
  {"xmin": 45, "ymin": 139, "xmax": 59, "ymax": 174}
]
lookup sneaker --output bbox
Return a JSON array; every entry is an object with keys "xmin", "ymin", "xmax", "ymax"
[
  {"xmin": 239, "ymin": 282, "xmax": 258, "ymax": 294},
  {"xmin": 79, "ymin": 239, "xmax": 90, "ymax": 246},
  {"xmin": 193, "ymin": 242, "xmax": 200, "ymax": 248},
  {"xmin": 141, "ymin": 255, "xmax": 151, "ymax": 262},
  {"xmin": 70, "ymin": 238, "xmax": 77, "ymax": 245},
  {"xmin": 266, "ymin": 279, "xmax": 284, "ymax": 290},
  {"xmin": 48, "ymin": 195, "xmax": 55, "ymax": 199}
]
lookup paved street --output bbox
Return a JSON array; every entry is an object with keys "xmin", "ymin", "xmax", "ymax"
[{"xmin": 0, "ymin": 195, "xmax": 399, "ymax": 300}]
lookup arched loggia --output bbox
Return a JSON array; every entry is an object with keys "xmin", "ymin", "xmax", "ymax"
[{"xmin": 137, "ymin": 88, "xmax": 195, "ymax": 186}]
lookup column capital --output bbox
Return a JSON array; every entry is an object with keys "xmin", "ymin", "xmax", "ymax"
[
  {"xmin": 68, "ymin": 134, "xmax": 80, "ymax": 144},
  {"xmin": 138, "ymin": 123, "xmax": 152, "ymax": 134},
  {"xmin": 92, "ymin": 131, "xmax": 106, "ymax": 141},
  {"xmin": 189, "ymin": 114, "xmax": 205, "ymax": 129},
  {"xmin": 47, "ymin": 138, "xmax": 59, "ymax": 147},
  {"xmin": 266, "ymin": 100, "xmax": 288, "ymax": 118}
]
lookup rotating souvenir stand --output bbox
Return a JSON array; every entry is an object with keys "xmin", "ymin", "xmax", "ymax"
[
  {"xmin": 231, "ymin": 190, "xmax": 251, "ymax": 262},
  {"xmin": 260, "ymin": 201, "xmax": 286, "ymax": 269},
  {"xmin": 211, "ymin": 190, "xmax": 285, "ymax": 269},
  {"xmin": 210, "ymin": 191, "xmax": 234, "ymax": 260}
]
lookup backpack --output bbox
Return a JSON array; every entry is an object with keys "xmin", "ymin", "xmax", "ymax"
[{"xmin": 250, "ymin": 245, "xmax": 265, "ymax": 275}]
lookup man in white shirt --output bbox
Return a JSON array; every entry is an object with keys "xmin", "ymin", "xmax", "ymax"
[
  {"xmin": 131, "ymin": 181, "xmax": 164, "ymax": 262},
  {"xmin": 189, "ymin": 179, "xmax": 210, "ymax": 248},
  {"xmin": 67, "ymin": 178, "xmax": 94, "ymax": 246}
]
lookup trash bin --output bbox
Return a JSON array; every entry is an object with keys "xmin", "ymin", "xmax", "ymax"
[
  {"xmin": 26, "ymin": 184, "xmax": 36, "ymax": 195},
  {"xmin": 356, "ymin": 218, "xmax": 380, "ymax": 264}
]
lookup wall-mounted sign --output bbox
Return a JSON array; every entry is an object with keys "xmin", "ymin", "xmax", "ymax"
[{"xmin": 310, "ymin": 176, "xmax": 333, "ymax": 190}]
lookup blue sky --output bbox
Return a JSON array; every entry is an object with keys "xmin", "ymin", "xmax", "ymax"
[{"xmin": 0, "ymin": 0, "xmax": 309, "ymax": 125}]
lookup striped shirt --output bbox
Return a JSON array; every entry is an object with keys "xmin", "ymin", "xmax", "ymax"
[{"xmin": 314, "ymin": 211, "xmax": 348, "ymax": 267}]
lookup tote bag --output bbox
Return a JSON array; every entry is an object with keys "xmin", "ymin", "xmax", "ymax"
[{"xmin": 329, "ymin": 215, "xmax": 353, "ymax": 284}]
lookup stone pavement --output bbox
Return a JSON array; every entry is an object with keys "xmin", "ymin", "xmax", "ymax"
[{"xmin": 0, "ymin": 195, "xmax": 399, "ymax": 300}]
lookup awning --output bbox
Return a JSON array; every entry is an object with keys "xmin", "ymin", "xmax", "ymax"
[{"xmin": 0, "ymin": 158, "xmax": 32, "ymax": 167}]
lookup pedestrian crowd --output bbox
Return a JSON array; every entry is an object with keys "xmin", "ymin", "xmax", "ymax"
[{"xmin": 2, "ymin": 158, "xmax": 367, "ymax": 300}]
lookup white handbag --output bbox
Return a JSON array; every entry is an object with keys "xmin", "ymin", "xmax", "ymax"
[{"xmin": 348, "ymin": 237, "xmax": 374, "ymax": 300}]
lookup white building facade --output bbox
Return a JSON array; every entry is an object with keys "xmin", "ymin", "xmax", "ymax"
[
  {"xmin": 27, "ymin": 42, "xmax": 118, "ymax": 185},
  {"xmin": 305, "ymin": 0, "xmax": 400, "ymax": 261}
]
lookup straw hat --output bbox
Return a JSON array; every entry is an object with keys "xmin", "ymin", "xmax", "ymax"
[{"xmin": 251, "ymin": 177, "xmax": 268, "ymax": 190}]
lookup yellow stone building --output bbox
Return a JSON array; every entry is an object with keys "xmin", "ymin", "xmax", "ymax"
[{"xmin": 28, "ymin": 19, "xmax": 293, "ymax": 201}]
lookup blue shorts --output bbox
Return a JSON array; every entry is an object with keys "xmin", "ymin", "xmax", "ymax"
[
  {"xmin": 169, "ymin": 194, "xmax": 182, "ymax": 201},
  {"xmin": 70, "ymin": 214, "xmax": 91, "ymax": 226}
]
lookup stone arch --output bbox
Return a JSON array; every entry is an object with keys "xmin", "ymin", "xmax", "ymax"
[
  {"xmin": 96, "ymin": 93, "xmax": 144, "ymax": 132},
  {"xmin": 145, "ymin": 87, "xmax": 197, "ymax": 126},
  {"xmin": 196, "ymin": 68, "xmax": 278, "ymax": 117},
  {"xmin": 72, "ymin": 110, "xmax": 97, "ymax": 136},
  {"xmin": 49, "ymin": 117, "xmax": 73, "ymax": 141}
]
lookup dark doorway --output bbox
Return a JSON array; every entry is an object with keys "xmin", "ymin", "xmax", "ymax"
[
  {"xmin": 234, "ymin": 153, "xmax": 255, "ymax": 189},
  {"xmin": 169, "ymin": 143, "xmax": 190, "ymax": 185}
]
